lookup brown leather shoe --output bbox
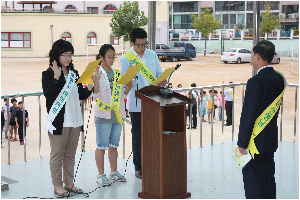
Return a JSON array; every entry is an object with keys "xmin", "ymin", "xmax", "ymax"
[
  {"xmin": 135, "ymin": 171, "xmax": 142, "ymax": 179},
  {"xmin": 54, "ymin": 188, "xmax": 69, "ymax": 197}
]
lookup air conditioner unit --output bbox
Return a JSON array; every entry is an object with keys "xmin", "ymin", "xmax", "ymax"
[
  {"xmin": 288, "ymin": 14, "xmax": 295, "ymax": 18},
  {"xmin": 279, "ymin": 14, "xmax": 285, "ymax": 18}
]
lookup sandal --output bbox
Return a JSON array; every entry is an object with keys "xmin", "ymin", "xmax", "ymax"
[
  {"xmin": 64, "ymin": 185, "xmax": 83, "ymax": 194},
  {"xmin": 54, "ymin": 188, "xmax": 70, "ymax": 197}
]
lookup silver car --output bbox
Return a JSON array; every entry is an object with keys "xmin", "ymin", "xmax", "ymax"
[{"xmin": 221, "ymin": 48, "xmax": 251, "ymax": 64}]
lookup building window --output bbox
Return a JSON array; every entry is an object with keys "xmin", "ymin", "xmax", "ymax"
[
  {"xmin": 173, "ymin": 2, "xmax": 198, "ymax": 12},
  {"xmin": 65, "ymin": 5, "xmax": 77, "ymax": 12},
  {"xmin": 61, "ymin": 32, "xmax": 71, "ymax": 42},
  {"xmin": 282, "ymin": 5, "xmax": 299, "ymax": 14},
  {"xmin": 87, "ymin": 32, "xmax": 96, "ymax": 45},
  {"xmin": 110, "ymin": 33, "xmax": 119, "ymax": 45},
  {"xmin": 247, "ymin": 1, "xmax": 279, "ymax": 11},
  {"xmin": 238, "ymin": 14, "xmax": 245, "ymax": 24},
  {"xmin": 173, "ymin": 14, "xmax": 197, "ymax": 29},
  {"xmin": 103, "ymin": 4, "xmax": 117, "ymax": 14},
  {"xmin": 87, "ymin": 7, "xmax": 98, "ymax": 14},
  {"xmin": 216, "ymin": 1, "xmax": 245, "ymax": 12},
  {"xmin": 1, "ymin": 32, "xmax": 31, "ymax": 48},
  {"xmin": 201, "ymin": 7, "xmax": 213, "ymax": 12}
]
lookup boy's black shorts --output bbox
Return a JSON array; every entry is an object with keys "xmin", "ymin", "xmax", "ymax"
[{"xmin": 9, "ymin": 121, "xmax": 16, "ymax": 126}]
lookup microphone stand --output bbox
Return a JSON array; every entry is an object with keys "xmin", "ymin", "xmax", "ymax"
[{"xmin": 158, "ymin": 64, "xmax": 181, "ymax": 97}]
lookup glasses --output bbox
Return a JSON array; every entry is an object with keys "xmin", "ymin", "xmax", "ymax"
[
  {"xmin": 60, "ymin": 54, "xmax": 73, "ymax": 59},
  {"xmin": 105, "ymin": 56, "xmax": 117, "ymax": 60},
  {"xmin": 134, "ymin": 41, "xmax": 148, "ymax": 48}
]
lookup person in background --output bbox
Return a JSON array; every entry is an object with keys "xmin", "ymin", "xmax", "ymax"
[
  {"xmin": 15, "ymin": 102, "xmax": 29, "ymax": 145},
  {"xmin": 2, "ymin": 99, "xmax": 11, "ymax": 140},
  {"xmin": 9, "ymin": 98, "xmax": 19, "ymax": 142},
  {"xmin": 216, "ymin": 91, "xmax": 226, "ymax": 121},
  {"xmin": 187, "ymin": 83, "xmax": 198, "ymax": 129}
]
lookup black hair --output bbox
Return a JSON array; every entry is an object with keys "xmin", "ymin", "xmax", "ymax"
[
  {"xmin": 203, "ymin": 91, "xmax": 206, "ymax": 94},
  {"xmin": 18, "ymin": 101, "xmax": 22, "ymax": 105},
  {"xmin": 191, "ymin": 83, "xmax": 196, "ymax": 87},
  {"xmin": 49, "ymin": 39, "xmax": 74, "ymax": 70},
  {"xmin": 11, "ymin": 98, "xmax": 17, "ymax": 103},
  {"xmin": 214, "ymin": 90, "xmax": 218, "ymax": 93},
  {"xmin": 253, "ymin": 40, "xmax": 275, "ymax": 63},
  {"xmin": 4, "ymin": 99, "xmax": 7, "ymax": 102},
  {"xmin": 177, "ymin": 84, "xmax": 182, "ymax": 87},
  {"xmin": 209, "ymin": 90, "xmax": 212, "ymax": 93},
  {"xmin": 130, "ymin": 28, "xmax": 147, "ymax": 43},
  {"xmin": 96, "ymin": 44, "xmax": 115, "ymax": 65}
]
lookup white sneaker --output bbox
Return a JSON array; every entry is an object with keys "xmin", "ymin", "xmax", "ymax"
[
  {"xmin": 109, "ymin": 171, "xmax": 126, "ymax": 182},
  {"xmin": 96, "ymin": 174, "xmax": 111, "ymax": 186}
]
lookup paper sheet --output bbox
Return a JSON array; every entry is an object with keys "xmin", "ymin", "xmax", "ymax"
[
  {"xmin": 115, "ymin": 65, "xmax": 142, "ymax": 84},
  {"xmin": 233, "ymin": 146, "xmax": 252, "ymax": 170},
  {"xmin": 76, "ymin": 59, "xmax": 101, "ymax": 84},
  {"xmin": 151, "ymin": 67, "xmax": 176, "ymax": 85}
]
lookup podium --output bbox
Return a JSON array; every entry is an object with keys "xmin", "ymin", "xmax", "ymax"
[{"xmin": 135, "ymin": 85, "xmax": 192, "ymax": 199}]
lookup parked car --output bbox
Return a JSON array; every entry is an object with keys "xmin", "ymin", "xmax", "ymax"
[
  {"xmin": 156, "ymin": 42, "xmax": 196, "ymax": 62},
  {"xmin": 221, "ymin": 48, "xmax": 251, "ymax": 64},
  {"xmin": 155, "ymin": 43, "xmax": 170, "ymax": 52},
  {"xmin": 271, "ymin": 52, "xmax": 280, "ymax": 64}
]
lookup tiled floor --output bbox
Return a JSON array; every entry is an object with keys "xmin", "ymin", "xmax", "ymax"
[{"xmin": 1, "ymin": 139, "xmax": 298, "ymax": 199}]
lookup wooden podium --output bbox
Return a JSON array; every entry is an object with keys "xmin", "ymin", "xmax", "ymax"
[{"xmin": 135, "ymin": 85, "xmax": 192, "ymax": 199}]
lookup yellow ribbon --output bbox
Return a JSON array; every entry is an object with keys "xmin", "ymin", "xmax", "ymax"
[
  {"xmin": 95, "ymin": 69, "xmax": 123, "ymax": 125},
  {"xmin": 229, "ymin": 88, "xmax": 233, "ymax": 99},
  {"xmin": 247, "ymin": 71, "xmax": 286, "ymax": 158},
  {"xmin": 123, "ymin": 51, "xmax": 156, "ymax": 84}
]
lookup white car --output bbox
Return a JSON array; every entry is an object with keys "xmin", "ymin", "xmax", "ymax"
[
  {"xmin": 221, "ymin": 48, "xmax": 251, "ymax": 64},
  {"xmin": 271, "ymin": 52, "xmax": 280, "ymax": 64}
]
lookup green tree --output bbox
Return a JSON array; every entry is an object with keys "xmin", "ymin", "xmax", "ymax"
[
  {"xmin": 109, "ymin": 1, "xmax": 148, "ymax": 43},
  {"xmin": 260, "ymin": 3, "xmax": 281, "ymax": 39},
  {"xmin": 191, "ymin": 6, "xmax": 222, "ymax": 56}
]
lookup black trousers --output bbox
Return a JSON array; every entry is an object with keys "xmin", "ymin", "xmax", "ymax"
[
  {"xmin": 18, "ymin": 126, "xmax": 26, "ymax": 142},
  {"xmin": 188, "ymin": 104, "xmax": 197, "ymax": 128},
  {"xmin": 242, "ymin": 152, "xmax": 276, "ymax": 199},
  {"xmin": 225, "ymin": 101, "xmax": 233, "ymax": 125},
  {"xmin": 130, "ymin": 112, "xmax": 142, "ymax": 172}
]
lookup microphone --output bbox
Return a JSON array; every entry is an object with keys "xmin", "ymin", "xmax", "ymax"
[{"xmin": 158, "ymin": 63, "xmax": 181, "ymax": 97}]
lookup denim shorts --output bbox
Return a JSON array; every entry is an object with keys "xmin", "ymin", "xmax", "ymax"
[{"xmin": 95, "ymin": 123, "xmax": 122, "ymax": 150}]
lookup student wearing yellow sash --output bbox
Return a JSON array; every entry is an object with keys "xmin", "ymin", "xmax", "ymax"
[
  {"xmin": 224, "ymin": 82, "xmax": 236, "ymax": 126},
  {"xmin": 237, "ymin": 40, "xmax": 285, "ymax": 199},
  {"xmin": 119, "ymin": 28, "xmax": 166, "ymax": 179},
  {"xmin": 92, "ymin": 44, "xmax": 132, "ymax": 186}
]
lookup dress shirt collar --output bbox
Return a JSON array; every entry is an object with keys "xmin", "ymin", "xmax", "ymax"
[
  {"xmin": 257, "ymin": 65, "xmax": 273, "ymax": 74},
  {"xmin": 130, "ymin": 46, "xmax": 146, "ymax": 60}
]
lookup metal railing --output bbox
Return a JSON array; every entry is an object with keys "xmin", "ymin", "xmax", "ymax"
[
  {"xmin": 1, "ymin": 82, "xmax": 298, "ymax": 163},
  {"xmin": 173, "ymin": 82, "xmax": 299, "ymax": 149}
]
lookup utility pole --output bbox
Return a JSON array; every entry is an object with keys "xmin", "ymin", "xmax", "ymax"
[
  {"xmin": 148, "ymin": 1, "xmax": 156, "ymax": 51},
  {"xmin": 252, "ymin": 1, "xmax": 260, "ymax": 76}
]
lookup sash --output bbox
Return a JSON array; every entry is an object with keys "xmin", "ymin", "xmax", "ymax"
[
  {"xmin": 247, "ymin": 71, "xmax": 287, "ymax": 158},
  {"xmin": 95, "ymin": 69, "xmax": 123, "ymax": 125},
  {"xmin": 45, "ymin": 70, "xmax": 76, "ymax": 134},
  {"xmin": 123, "ymin": 51, "xmax": 156, "ymax": 85},
  {"xmin": 229, "ymin": 88, "xmax": 233, "ymax": 99}
]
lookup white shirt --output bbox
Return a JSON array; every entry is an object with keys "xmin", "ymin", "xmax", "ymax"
[
  {"xmin": 63, "ymin": 76, "xmax": 83, "ymax": 128},
  {"xmin": 224, "ymin": 88, "xmax": 236, "ymax": 101}
]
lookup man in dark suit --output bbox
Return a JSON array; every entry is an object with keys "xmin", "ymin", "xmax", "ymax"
[{"xmin": 237, "ymin": 40, "xmax": 285, "ymax": 199}]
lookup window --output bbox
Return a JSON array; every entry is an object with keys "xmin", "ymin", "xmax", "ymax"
[
  {"xmin": 238, "ymin": 14, "xmax": 245, "ymax": 24},
  {"xmin": 161, "ymin": 44, "xmax": 170, "ymax": 49},
  {"xmin": 1, "ymin": 32, "xmax": 31, "ymax": 48},
  {"xmin": 65, "ymin": 5, "xmax": 77, "ymax": 12},
  {"xmin": 156, "ymin": 44, "xmax": 160, "ymax": 49},
  {"xmin": 87, "ymin": 32, "xmax": 96, "ymax": 45},
  {"xmin": 216, "ymin": 1, "xmax": 245, "ymax": 11},
  {"xmin": 173, "ymin": 2, "xmax": 198, "ymax": 12},
  {"xmin": 110, "ymin": 33, "xmax": 119, "ymax": 45},
  {"xmin": 201, "ymin": 7, "xmax": 213, "ymax": 12},
  {"xmin": 61, "ymin": 32, "xmax": 71, "ymax": 42},
  {"xmin": 87, "ymin": 7, "xmax": 98, "ymax": 14},
  {"xmin": 223, "ymin": 14, "xmax": 228, "ymax": 24},
  {"xmin": 282, "ymin": 5, "xmax": 299, "ymax": 14},
  {"xmin": 230, "ymin": 14, "xmax": 236, "ymax": 24},
  {"xmin": 173, "ymin": 14, "xmax": 196, "ymax": 29},
  {"xmin": 103, "ymin": 4, "xmax": 117, "ymax": 14}
]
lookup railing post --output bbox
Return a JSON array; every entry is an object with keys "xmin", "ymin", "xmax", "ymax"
[
  {"xmin": 211, "ymin": 87, "xmax": 214, "ymax": 145},
  {"xmin": 189, "ymin": 89, "xmax": 192, "ymax": 150},
  {"xmin": 222, "ymin": 87, "xmax": 225, "ymax": 143},
  {"xmin": 200, "ymin": 88, "xmax": 203, "ymax": 148},
  {"xmin": 232, "ymin": 86, "xmax": 235, "ymax": 141},
  {"xmin": 22, "ymin": 96, "xmax": 26, "ymax": 162},
  {"xmin": 280, "ymin": 98, "xmax": 283, "ymax": 142},
  {"xmin": 294, "ymin": 87, "xmax": 298, "ymax": 144},
  {"xmin": 6, "ymin": 97, "xmax": 11, "ymax": 165},
  {"xmin": 38, "ymin": 95, "xmax": 42, "ymax": 159},
  {"xmin": 123, "ymin": 122, "xmax": 125, "ymax": 159}
]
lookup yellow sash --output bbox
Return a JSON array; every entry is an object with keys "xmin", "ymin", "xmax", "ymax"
[
  {"xmin": 247, "ymin": 71, "xmax": 286, "ymax": 158},
  {"xmin": 229, "ymin": 88, "xmax": 233, "ymax": 99},
  {"xmin": 95, "ymin": 69, "xmax": 123, "ymax": 125},
  {"xmin": 123, "ymin": 51, "xmax": 156, "ymax": 84}
]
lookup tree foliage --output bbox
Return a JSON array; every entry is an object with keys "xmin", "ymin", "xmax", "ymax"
[
  {"xmin": 109, "ymin": 1, "xmax": 148, "ymax": 42},
  {"xmin": 260, "ymin": 3, "xmax": 281, "ymax": 35},
  {"xmin": 191, "ymin": 6, "xmax": 222, "ymax": 56}
]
